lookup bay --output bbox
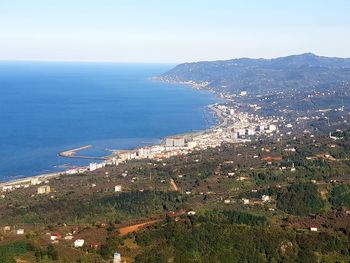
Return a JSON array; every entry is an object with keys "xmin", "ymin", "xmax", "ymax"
[{"xmin": 0, "ymin": 62, "xmax": 218, "ymax": 181}]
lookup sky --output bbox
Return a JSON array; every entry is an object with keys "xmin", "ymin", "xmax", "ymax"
[{"xmin": 0, "ymin": 0, "xmax": 350, "ymax": 63}]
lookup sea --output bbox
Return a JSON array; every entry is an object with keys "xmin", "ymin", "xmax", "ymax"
[{"xmin": 0, "ymin": 62, "xmax": 218, "ymax": 181}]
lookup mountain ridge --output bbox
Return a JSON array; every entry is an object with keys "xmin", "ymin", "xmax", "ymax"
[{"xmin": 156, "ymin": 53, "xmax": 350, "ymax": 93}]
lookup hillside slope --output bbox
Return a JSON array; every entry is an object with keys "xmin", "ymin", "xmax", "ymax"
[{"xmin": 156, "ymin": 53, "xmax": 350, "ymax": 93}]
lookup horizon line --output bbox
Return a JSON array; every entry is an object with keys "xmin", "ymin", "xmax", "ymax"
[{"xmin": 1, "ymin": 52, "xmax": 349, "ymax": 65}]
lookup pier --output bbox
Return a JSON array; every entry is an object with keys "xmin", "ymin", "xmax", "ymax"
[{"xmin": 59, "ymin": 145, "xmax": 108, "ymax": 160}]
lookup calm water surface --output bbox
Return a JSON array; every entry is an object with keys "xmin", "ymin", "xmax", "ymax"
[{"xmin": 0, "ymin": 62, "xmax": 218, "ymax": 180}]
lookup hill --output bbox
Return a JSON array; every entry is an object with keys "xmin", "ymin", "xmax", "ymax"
[{"xmin": 156, "ymin": 53, "xmax": 350, "ymax": 93}]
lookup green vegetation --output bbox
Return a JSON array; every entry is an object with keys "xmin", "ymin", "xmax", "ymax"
[
  {"xmin": 0, "ymin": 242, "xmax": 32, "ymax": 263},
  {"xmin": 277, "ymin": 183, "xmax": 324, "ymax": 216},
  {"xmin": 330, "ymin": 184, "xmax": 350, "ymax": 208},
  {"xmin": 134, "ymin": 213, "xmax": 350, "ymax": 263},
  {"xmin": 34, "ymin": 244, "xmax": 59, "ymax": 262},
  {"xmin": 1, "ymin": 131, "xmax": 350, "ymax": 262},
  {"xmin": 100, "ymin": 190, "xmax": 186, "ymax": 217},
  {"xmin": 197, "ymin": 210, "xmax": 267, "ymax": 226}
]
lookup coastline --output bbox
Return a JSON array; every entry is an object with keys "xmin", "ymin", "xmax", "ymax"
[
  {"xmin": 0, "ymin": 171, "xmax": 63, "ymax": 188},
  {"xmin": 0, "ymin": 84, "xmax": 223, "ymax": 187}
]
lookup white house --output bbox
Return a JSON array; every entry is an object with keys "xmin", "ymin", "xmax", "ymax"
[
  {"xmin": 113, "ymin": 252, "xmax": 122, "ymax": 263},
  {"xmin": 50, "ymin": 233, "xmax": 62, "ymax": 240},
  {"xmin": 262, "ymin": 195, "xmax": 271, "ymax": 202},
  {"xmin": 16, "ymin": 229, "xmax": 24, "ymax": 235},
  {"xmin": 242, "ymin": 198, "xmax": 250, "ymax": 205},
  {"xmin": 310, "ymin": 226, "xmax": 318, "ymax": 232},
  {"xmin": 89, "ymin": 163, "xmax": 98, "ymax": 171},
  {"xmin": 114, "ymin": 185, "xmax": 122, "ymax": 192},
  {"xmin": 37, "ymin": 185, "xmax": 51, "ymax": 194},
  {"xmin": 74, "ymin": 239, "xmax": 85, "ymax": 248}
]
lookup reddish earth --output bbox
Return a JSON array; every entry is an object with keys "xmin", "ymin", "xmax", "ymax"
[
  {"xmin": 263, "ymin": 156, "xmax": 283, "ymax": 162},
  {"xmin": 170, "ymin": 179, "xmax": 179, "ymax": 191},
  {"xmin": 119, "ymin": 220, "xmax": 161, "ymax": 236}
]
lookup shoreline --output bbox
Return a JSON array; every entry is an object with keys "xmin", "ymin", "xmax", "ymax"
[
  {"xmin": 0, "ymin": 92, "xmax": 224, "ymax": 188},
  {"xmin": 0, "ymin": 171, "xmax": 63, "ymax": 188}
]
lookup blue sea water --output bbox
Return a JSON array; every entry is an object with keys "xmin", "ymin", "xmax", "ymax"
[{"xmin": 0, "ymin": 62, "xmax": 218, "ymax": 181}]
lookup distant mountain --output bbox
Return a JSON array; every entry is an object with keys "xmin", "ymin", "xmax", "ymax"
[{"xmin": 156, "ymin": 53, "xmax": 350, "ymax": 93}]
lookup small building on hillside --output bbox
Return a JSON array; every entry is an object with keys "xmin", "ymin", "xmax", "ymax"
[
  {"xmin": 113, "ymin": 252, "xmax": 122, "ymax": 263},
  {"xmin": 3, "ymin": 226, "xmax": 11, "ymax": 232},
  {"xmin": 262, "ymin": 195, "xmax": 271, "ymax": 202},
  {"xmin": 310, "ymin": 226, "xmax": 318, "ymax": 232},
  {"xmin": 74, "ymin": 239, "xmax": 85, "ymax": 248},
  {"xmin": 50, "ymin": 233, "xmax": 62, "ymax": 241},
  {"xmin": 37, "ymin": 185, "xmax": 51, "ymax": 194},
  {"xmin": 187, "ymin": 211, "xmax": 196, "ymax": 216},
  {"xmin": 31, "ymin": 178, "xmax": 40, "ymax": 185},
  {"xmin": 114, "ymin": 185, "xmax": 122, "ymax": 192},
  {"xmin": 16, "ymin": 229, "xmax": 24, "ymax": 235},
  {"xmin": 89, "ymin": 162, "xmax": 98, "ymax": 171}
]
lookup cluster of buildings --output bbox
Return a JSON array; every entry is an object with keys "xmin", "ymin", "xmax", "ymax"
[
  {"xmin": 189, "ymin": 105, "xmax": 278, "ymax": 149},
  {"xmin": 80, "ymin": 104, "xmax": 280, "ymax": 174},
  {"xmin": 111, "ymin": 138, "xmax": 195, "ymax": 163},
  {"xmin": 0, "ymin": 176, "xmax": 53, "ymax": 195}
]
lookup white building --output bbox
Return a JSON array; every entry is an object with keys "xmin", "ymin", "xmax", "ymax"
[
  {"xmin": 66, "ymin": 169, "xmax": 79, "ymax": 175},
  {"xmin": 268, "ymin": 124, "xmax": 277, "ymax": 132},
  {"xmin": 262, "ymin": 195, "xmax": 271, "ymax": 202},
  {"xmin": 89, "ymin": 163, "xmax": 98, "ymax": 171},
  {"xmin": 236, "ymin": 128, "xmax": 246, "ymax": 137},
  {"xmin": 246, "ymin": 127, "xmax": 255, "ymax": 136},
  {"xmin": 113, "ymin": 252, "xmax": 122, "ymax": 263},
  {"xmin": 310, "ymin": 226, "xmax": 318, "ymax": 232},
  {"xmin": 165, "ymin": 138, "xmax": 174, "ymax": 147},
  {"xmin": 166, "ymin": 137, "xmax": 185, "ymax": 147},
  {"xmin": 74, "ymin": 239, "xmax": 85, "ymax": 248},
  {"xmin": 2, "ymin": 185, "xmax": 13, "ymax": 191},
  {"xmin": 37, "ymin": 185, "xmax": 51, "ymax": 194},
  {"xmin": 114, "ymin": 185, "xmax": 122, "ymax": 192},
  {"xmin": 173, "ymin": 138, "xmax": 185, "ymax": 147},
  {"xmin": 16, "ymin": 229, "xmax": 24, "ymax": 235},
  {"xmin": 31, "ymin": 178, "xmax": 40, "ymax": 185},
  {"xmin": 242, "ymin": 198, "xmax": 250, "ymax": 205}
]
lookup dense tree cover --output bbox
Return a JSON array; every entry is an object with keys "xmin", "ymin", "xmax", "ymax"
[
  {"xmin": 134, "ymin": 215, "xmax": 350, "ymax": 263},
  {"xmin": 196, "ymin": 210, "xmax": 267, "ymax": 226},
  {"xmin": 34, "ymin": 244, "xmax": 59, "ymax": 262},
  {"xmin": 276, "ymin": 183, "xmax": 324, "ymax": 216},
  {"xmin": 330, "ymin": 184, "xmax": 350, "ymax": 208},
  {"xmin": 2, "ymin": 190, "xmax": 185, "ymax": 225},
  {"xmin": 0, "ymin": 242, "xmax": 32, "ymax": 263},
  {"xmin": 100, "ymin": 190, "xmax": 186, "ymax": 217}
]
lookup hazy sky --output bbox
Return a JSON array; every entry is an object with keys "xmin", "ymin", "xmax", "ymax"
[{"xmin": 1, "ymin": 0, "xmax": 350, "ymax": 62}]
